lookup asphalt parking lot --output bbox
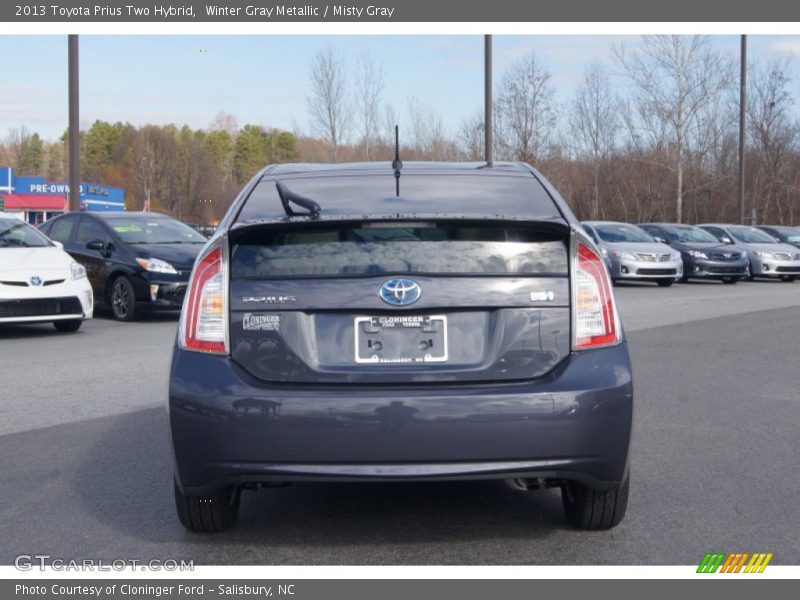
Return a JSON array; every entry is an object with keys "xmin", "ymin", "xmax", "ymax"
[{"xmin": 1, "ymin": 280, "xmax": 798, "ymax": 565}]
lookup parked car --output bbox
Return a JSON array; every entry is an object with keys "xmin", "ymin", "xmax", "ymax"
[
  {"xmin": 638, "ymin": 223, "xmax": 748, "ymax": 284},
  {"xmin": 698, "ymin": 223, "xmax": 800, "ymax": 282},
  {"xmin": 755, "ymin": 225, "xmax": 800, "ymax": 250},
  {"xmin": 581, "ymin": 221, "xmax": 682, "ymax": 286},
  {"xmin": 39, "ymin": 212, "xmax": 208, "ymax": 320},
  {"xmin": 0, "ymin": 216, "xmax": 93, "ymax": 332},
  {"xmin": 170, "ymin": 162, "xmax": 633, "ymax": 532},
  {"xmin": 186, "ymin": 223, "xmax": 216, "ymax": 238},
  {"xmin": 579, "ymin": 226, "xmax": 613, "ymax": 271}
]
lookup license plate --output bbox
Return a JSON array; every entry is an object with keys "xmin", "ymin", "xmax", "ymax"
[{"xmin": 354, "ymin": 315, "xmax": 448, "ymax": 364}]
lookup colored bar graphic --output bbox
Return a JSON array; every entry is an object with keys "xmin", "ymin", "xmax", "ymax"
[
  {"xmin": 719, "ymin": 554, "xmax": 736, "ymax": 573},
  {"xmin": 744, "ymin": 553, "xmax": 773, "ymax": 573},
  {"xmin": 758, "ymin": 554, "xmax": 774, "ymax": 573},
  {"xmin": 733, "ymin": 553, "xmax": 749, "ymax": 573},
  {"xmin": 697, "ymin": 553, "xmax": 726, "ymax": 573},
  {"xmin": 698, "ymin": 552, "xmax": 772, "ymax": 573}
]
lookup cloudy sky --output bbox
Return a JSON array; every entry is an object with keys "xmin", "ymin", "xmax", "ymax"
[{"xmin": 2, "ymin": 34, "xmax": 799, "ymax": 141}]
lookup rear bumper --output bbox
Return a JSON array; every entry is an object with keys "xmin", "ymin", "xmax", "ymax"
[{"xmin": 169, "ymin": 342, "xmax": 634, "ymax": 494}]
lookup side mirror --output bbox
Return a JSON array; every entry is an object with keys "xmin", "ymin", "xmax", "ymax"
[
  {"xmin": 654, "ymin": 236, "xmax": 666, "ymax": 244},
  {"xmin": 52, "ymin": 241, "xmax": 64, "ymax": 250},
  {"xmin": 86, "ymin": 239, "xmax": 105, "ymax": 251},
  {"xmin": 721, "ymin": 236, "xmax": 732, "ymax": 244}
]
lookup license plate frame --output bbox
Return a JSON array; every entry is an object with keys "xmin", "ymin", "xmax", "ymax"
[{"xmin": 354, "ymin": 315, "xmax": 448, "ymax": 365}]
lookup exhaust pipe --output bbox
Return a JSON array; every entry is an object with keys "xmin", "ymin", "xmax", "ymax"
[{"xmin": 507, "ymin": 478, "xmax": 543, "ymax": 491}]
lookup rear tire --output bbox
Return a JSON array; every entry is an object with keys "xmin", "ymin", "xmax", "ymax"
[
  {"xmin": 780, "ymin": 275, "xmax": 797, "ymax": 282},
  {"xmin": 110, "ymin": 276, "xmax": 137, "ymax": 322},
  {"xmin": 174, "ymin": 479, "xmax": 240, "ymax": 533},
  {"xmin": 656, "ymin": 279, "xmax": 673, "ymax": 287},
  {"xmin": 721, "ymin": 277, "xmax": 738, "ymax": 285},
  {"xmin": 53, "ymin": 319, "xmax": 82, "ymax": 333},
  {"xmin": 562, "ymin": 474, "xmax": 629, "ymax": 530}
]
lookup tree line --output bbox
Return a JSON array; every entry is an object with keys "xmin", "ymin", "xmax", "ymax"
[
  {"xmin": 0, "ymin": 114, "xmax": 299, "ymax": 223},
  {"xmin": 2, "ymin": 35, "xmax": 800, "ymax": 225}
]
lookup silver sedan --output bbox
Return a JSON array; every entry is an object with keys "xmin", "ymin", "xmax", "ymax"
[
  {"xmin": 582, "ymin": 221, "xmax": 683, "ymax": 286},
  {"xmin": 698, "ymin": 224, "xmax": 800, "ymax": 282}
]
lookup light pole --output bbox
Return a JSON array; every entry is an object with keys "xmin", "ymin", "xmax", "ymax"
[
  {"xmin": 738, "ymin": 34, "xmax": 747, "ymax": 224},
  {"xmin": 68, "ymin": 35, "xmax": 80, "ymax": 212},
  {"xmin": 484, "ymin": 34, "xmax": 493, "ymax": 166}
]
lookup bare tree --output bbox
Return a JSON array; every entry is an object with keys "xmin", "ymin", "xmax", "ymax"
[
  {"xmin": 747, "ymin": 58, "xmax": 796, "ymax": 223},
  {"xmin": 3, "ymin": 126, "xmax": 31, "ymax": 167},
  {"xmin": 382, "ymin": 103, "xmax": 398, "ymax": 149},
  {"xmin": 45, "ymin": 140, "xmax": 68, "ymax": 181},
  {"xmin": 570, "ymin": 63, "xmax": 620, "ymax": 219},
  {"xmin": 614, "ymin": 35, "xmax": 731, "ymax": 222},
  {"xmin": 494, "ymin": 52, "xmax": 556, "ymax": 163},
  {"xmin": 458, "ymin": 112, "xmax": 484, "ymax": 161},
  {"xmin": 127, "ymin": 125, "xmax": 180, "ymax": 214},
  {"xmin": 208, "ymin": 111, "xmax": 239, "ymax": 134},
  {"xmin": 406, "ymin": 96, "xmax": 427, "ymax": 154},
  {"xmin": 406, "ymin": 97, "xmax": 451, "ymax": 160},
  {"xmin": 354, "ymin": 51, "xmax": 383, "ymax": 161},
  {"xmin": 307, "ymin": 48, "xmax": 352, "ymax": 162}
]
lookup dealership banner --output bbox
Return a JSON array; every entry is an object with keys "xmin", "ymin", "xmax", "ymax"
[
  {"xmin": 4, "ymin": 579, "xmax": 799, "ymax": 598},
  {"xmin": 4, "ymin": 0, "xmax": 800, "ymax": 22}
]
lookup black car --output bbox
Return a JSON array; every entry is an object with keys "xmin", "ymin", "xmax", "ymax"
[
  {"xmin": 639, "ymin": 223, "xmax": 748, "ymax": 284},
  {"xmin": 170, "ymin": 162, "xmax": 633, "ymax": 532},
  {"xmin": 756, "ymin": 225, "xmax": 800, "ymax": 249},
  {"xmin": 39, "ymin": 212, "xmax": 207, "ymax": 321},
  {"xmin": 186, "ymin": 222, "xmax": 217, "ymax": 238}
]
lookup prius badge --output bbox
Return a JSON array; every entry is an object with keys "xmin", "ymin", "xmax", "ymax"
[{"xmin": 379, "ymin": 279, "xmax": 421, "ymax": 306}]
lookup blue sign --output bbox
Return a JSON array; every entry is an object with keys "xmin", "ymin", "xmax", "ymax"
[
  {"xmin": 0, "ymin": 167, "xmax": 13, "ymax": 192},
  {"xmin": 2, "ymin": 168, "xmax": 125, "ymax": 212},
  {"xmin": 15, "ymin": 176, "xmax": 125, "ymax": 203}
]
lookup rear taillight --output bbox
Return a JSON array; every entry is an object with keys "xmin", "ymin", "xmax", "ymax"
[
  {"xmin": 573, "ymin": 241, "xmax": 620, "ymax": 350},
  {"xmin": 179, "ymin": 244, "xmax": 228, "ymax": 354}
]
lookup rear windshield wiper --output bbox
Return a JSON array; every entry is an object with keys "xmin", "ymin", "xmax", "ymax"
[{"xmin": 275, "ymin": 180, "xmax": 321, "ymax": 218}]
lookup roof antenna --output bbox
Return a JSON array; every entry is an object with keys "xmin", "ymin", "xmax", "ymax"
[{"xmin": 392, "ymin": 125, "xmax": 402, "ymax": 197}]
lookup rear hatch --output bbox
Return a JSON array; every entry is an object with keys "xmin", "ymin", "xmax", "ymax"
[{"xmin": 227, "ymin": 219, "xmax": 571, "ymax": 384}]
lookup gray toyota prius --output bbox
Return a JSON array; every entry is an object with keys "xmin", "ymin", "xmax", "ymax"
[{"xmin": 169, "ymin": 161, "xmax": 633, "ymax": 532}]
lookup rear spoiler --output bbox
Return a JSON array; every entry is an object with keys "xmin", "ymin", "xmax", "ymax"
[{"xmin": 230, "ymin": 215, "xmax": 570, "ymax": 234}]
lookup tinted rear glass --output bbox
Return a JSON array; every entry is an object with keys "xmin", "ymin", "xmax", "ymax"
[
  {"xmin": 74, "ymin": 217, "xmax": 109, "ymax": 246},
  {"xmin": 231, "ymin": 222, "xmax": 568, "ymax": 278},
  {"xmin": 237, "ymin": 173, "xmax": 560, "ymax": 222},
  {"xmin": 46, "ymin": 216, "xmax": 77, "ymax": 243}
]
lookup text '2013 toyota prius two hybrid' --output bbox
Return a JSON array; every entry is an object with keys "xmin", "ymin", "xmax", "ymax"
[{"xmin": 169, "ymin": 162, "xmax": 633, "ymax": 532}]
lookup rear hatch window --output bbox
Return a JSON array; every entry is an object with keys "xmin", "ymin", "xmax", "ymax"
[{"xmin": 231, "ymin": 222, "xmax": 568, "ymax": 278}]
